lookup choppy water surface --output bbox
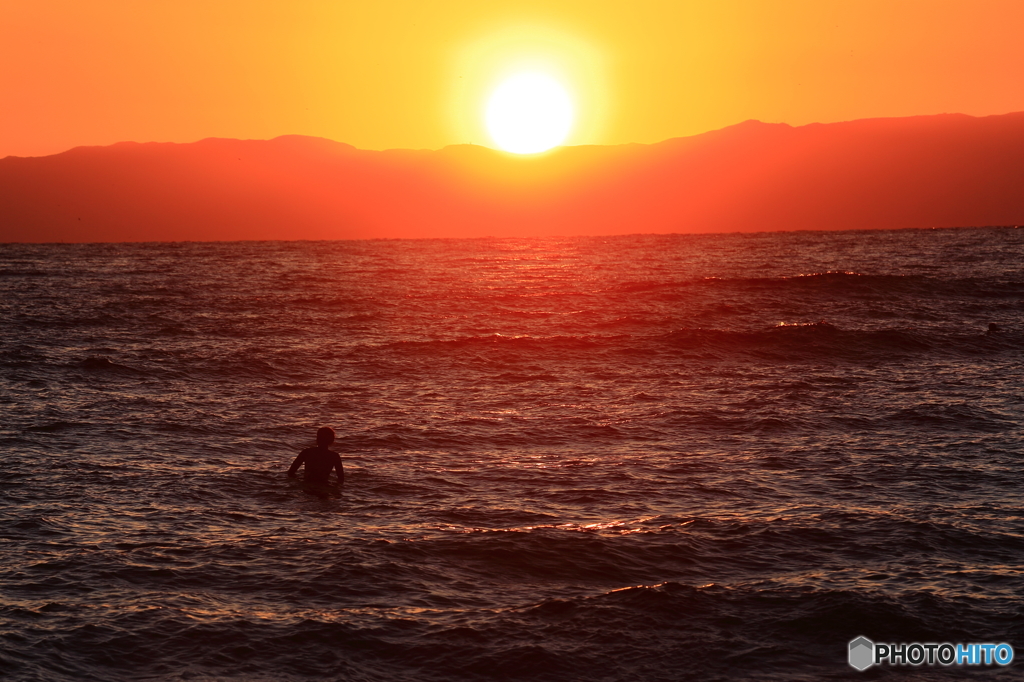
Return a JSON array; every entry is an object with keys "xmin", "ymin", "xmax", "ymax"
[{"xmin": 2, "ymin": 228, "xmax": 1023, "ymax": 681}]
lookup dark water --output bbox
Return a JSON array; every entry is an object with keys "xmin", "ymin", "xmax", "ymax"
[{"xmin": 2, "ymin": 228, "xmax": 1023, "ymax": 681}]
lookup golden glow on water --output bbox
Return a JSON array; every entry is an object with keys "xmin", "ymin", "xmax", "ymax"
[{"xmin": 6, "ymin": 233, "xmax": 1023, "ymax": 679}]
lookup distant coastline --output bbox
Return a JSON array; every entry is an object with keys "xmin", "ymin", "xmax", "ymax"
[{"xmin": 3, "ymin": 111, "xmax": 1024, "ymax": 243}]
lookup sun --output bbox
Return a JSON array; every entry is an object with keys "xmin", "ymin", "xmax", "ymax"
[
  {"xmin": 485, "ymin": 73, "xmax": 574, "ymax": 154},
  {"xmin": 450, "ymin": 26, "xmax": 606, "ymax": 152}
]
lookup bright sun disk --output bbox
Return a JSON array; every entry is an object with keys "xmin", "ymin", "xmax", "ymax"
[{"xmin": 485, "ymin": 73, "xmax": 574, "ymax": 154}]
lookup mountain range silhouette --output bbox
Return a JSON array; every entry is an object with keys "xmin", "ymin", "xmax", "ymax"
[{"xmin": 2, "ymin": 112, "xmax": 1023, "ymax": 242}]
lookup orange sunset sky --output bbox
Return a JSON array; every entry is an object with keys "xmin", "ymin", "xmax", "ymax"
[{"xmin": 3, "ymin": 0, "xmax": 1024, "ymax": 159}]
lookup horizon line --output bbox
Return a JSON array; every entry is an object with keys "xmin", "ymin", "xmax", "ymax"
[
  {"xmin": 6, "ymin": 110, "xmax": 1023, "ymax": 161},
  {"xmin": 5, "ymin": 224, "xmax": 1021, "ymax": 247}
]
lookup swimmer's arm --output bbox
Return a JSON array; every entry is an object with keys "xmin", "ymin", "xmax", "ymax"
[
  {"xmin": 286, "ymin": 452, "xmax": 305, "ymax": 478},
  {"xmin": 335, "ymin": 456, "xmax": 345, "ymax": 487}
]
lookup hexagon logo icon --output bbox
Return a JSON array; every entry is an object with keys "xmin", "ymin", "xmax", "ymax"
[{"xmin": 848, "ymin": 636, "xmax": 874, "ymax": 671}]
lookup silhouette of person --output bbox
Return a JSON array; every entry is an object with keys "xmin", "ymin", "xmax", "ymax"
[{"xmin": 288, "ymin": 426, "xmax": 344, "ymax": 493}]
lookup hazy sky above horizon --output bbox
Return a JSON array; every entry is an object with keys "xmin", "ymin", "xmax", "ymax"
[{"xmin": 3, "ymin": 0, "xmax": 1023, "ymax": 158}]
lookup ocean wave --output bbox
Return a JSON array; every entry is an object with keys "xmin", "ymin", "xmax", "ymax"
[
  {"xmin": 383, "ymin": 333, "xmax": 609, "ymax": 352},
  {"xmin": 660, "ymin": 324, "xmax": 1022, "ymax": 360},
  {"xmin": 4, "ymin": 231, "xmax": 1024, "ymax": 682},
  {"xmin": 3, "ymin": 581, "xmax": 1008, "ymax": 682},
  {"xmin": 75, "ymin": 356, "xmax": 143, "ymax": 373},
  {"xmin": 884, "ymin": 403, "xmax": 1017, "ymax": 431},
  {"xmin": 0, "ymin": 268, "xmax": 49, "ymax": 277}
]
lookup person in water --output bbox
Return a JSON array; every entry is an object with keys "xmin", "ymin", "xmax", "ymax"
[{"xmin": 288, "ymin": 426, "xmax": 344, "ymax": 491}]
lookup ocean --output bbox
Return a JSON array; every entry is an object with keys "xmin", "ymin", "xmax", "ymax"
[{"xmin": 1, "ymin": 227, "xmax": 1022, "ymax": 681}]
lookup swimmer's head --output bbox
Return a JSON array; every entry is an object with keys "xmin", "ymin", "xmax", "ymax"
[{"xmin": 316, "ymin": 426, "xmax": 336, "ymax": 447}]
